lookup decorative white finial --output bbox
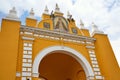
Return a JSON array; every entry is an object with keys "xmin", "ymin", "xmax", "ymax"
[
  {"xmin": 28, "ymin": 8, "xmax": 35, "ymax": 19},
  {"xmin": 91, "ymin": 22, "xmax": 104, "ymax": 36},
  {"xmin": 44, "ymin": 6, "xmax": 49, "ymax": 14},
  {"xmin": 67, "ymin": 11, "xmax": 71, "ymax": 18},
  {"xmin": 80, "ymin": 19, "xmax": 85, "ymax": 29},
  {"xmin": 6, "ymin": 7, "xmax": 19, "ymax": 21},
  {"xmin": 55, "ymin": 3, "xmax": 60, "ymax": 12}
]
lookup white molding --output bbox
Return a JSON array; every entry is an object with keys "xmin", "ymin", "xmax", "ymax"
[
  {"xmin": 32, "ymin": 73, "xmax": 39, "ymax": 77},
  {"xmin": 22, "ymin": 68, "xmax": 27, "ymax": 71},
  {"xmin": 24, "ymin": 43, "xmax": 28, "ymax": 46},
  {"xmin": 4, "ymin": 18, "xmax": 20, "ymax": 22},
  {"xmin": 22, "ymin": 72, "xmax": 31, "ymax": 76},
  {"xmin": 24, "ymin": 47, "xmax": 32, "ymax": 51},
  {"xmin": 32, "ymin": 46, "xmax": 94, "ymax": 77},
  {"xmin": 22, "ymin": 77, "xmax": 26, "ymax": 80},
  {"xmin": 93, "ymin": 64, "xmax": 99, "ymax": 68},
  {"xmin": 22, "ymin": 37, "xmax": 34, "ymax": 41},
  {"xmin": 92, "ymin": 61, "xmax": 98, "ymax": 64},
  {"xmin": 28, "ymin": 59, "xmax": 32, "ymax": 63},
  {"xmin": 20, "ymin": 26, "xmax": 96, "ymax": 43},
  {"xmin": 16, "ymin": 72, "xmax": 21, "ymax": 77},
  {"xmin": 23, "ymin": 51, "xmax": 27, "ymax": 54},
  {"xmin": 95, "ymin": 75, "xmax": 104, "ymax": 79},
  {"xmin": 28, "ymin": 51, "xmax": 32, "ymax": 54},
  {"xmin": 87, "ymin": 76, "xmax": 94, "ymax": 80},
  {"xmin": 90, "ymin": 54, "xmax": 96, "ymax": 58},
  {"xmin": 23, "ymin": 55, "xmax": 32, "ymax": 58},
  {"xmin": 93, "ymin": 68, "xmax": 100, "ymax": 71},
  {"xmin": 28, "ymin": 43, "xmax": 32, "ymax": 47},
  {"xmin": 22, "ymin": 63, "xmax": 32, "ymax": 67},
  {"xmin": 27, "ymin": 68, "xmax": 32, "ymax": 71},
  {"xmin": 23, "ymin": 59, "xmax": 27, "ymax": 62},
  {"xmin": 86, "ymin": 46, "xmax": 95, "ymax": 49}
]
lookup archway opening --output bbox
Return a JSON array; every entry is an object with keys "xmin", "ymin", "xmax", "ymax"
[{"xmin": 38, "ymin": 51, "xmax": 86, "ymax": 80}]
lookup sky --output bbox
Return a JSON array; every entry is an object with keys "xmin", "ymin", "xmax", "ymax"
[{"xmin": 0, "ymin": 0, "xmax": 120, "ymax": 66}]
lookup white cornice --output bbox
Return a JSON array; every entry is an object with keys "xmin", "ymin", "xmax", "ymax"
[
  {"xmin": 22, "ymin": 36, "xmax": 34, "ymax": 41},
  {"xmin": 20, "ymin": 25, "xmax": 95, "ymax": 42}
]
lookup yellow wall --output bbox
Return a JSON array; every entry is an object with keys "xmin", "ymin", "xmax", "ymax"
[
  {"xmin": 0, "ymin": 19, "xmax": 20, "ymax": 80},
  {"xmin": 32, "ymin": 38, "xmax": 90, "ymax": 64},
  {"xmin": 26, "ymin": 18, "xmax": 37, "ymax": 27},
  {"xmin": 93, "ymin": 34, "xmax": 120, "ymax": 80},
  {"xmin": 80, "ymin": 29, "xmax": 90, "ymax": 37}
]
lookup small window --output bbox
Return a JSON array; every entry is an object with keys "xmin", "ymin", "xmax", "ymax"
[
  {"xmin": 71, "ymin": 28, "xmax": 78, "ymax": 34},
  {"xmin": 43, "ymin": 22, "xmax": 50, "ymax": 29}
]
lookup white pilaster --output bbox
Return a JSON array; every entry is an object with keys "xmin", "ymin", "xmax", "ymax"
[{"xmin": 22, "ymin": 37, "xmax": 34, "ymax": 80}]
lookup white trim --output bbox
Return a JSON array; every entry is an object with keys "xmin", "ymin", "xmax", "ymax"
[
  {"xmin": 86, "ymin": 46, "xmax": 95, "ymax": 49},
  {"xmin": 95, "ymin": 75, "xmax": 104, "ymax": 79},
  {"xmin": 32, "ymin": 73, "xmax": 39, "ymax": 77},
  {"xmin": 16, "ymin": 72, "xmax": 21, "ymax": 77},
  {"xmin": 23, "ymin": 55, "xmax": 32, "ymax": 58},
  {"xmin": 22, "ymin": 37, "xmax": 34, "ymax": 41},
  {"xmin": 28, "ymin": 51, "xmax": 32, "ymax": 54},
  {"xmin": 22, "ymin": 72, "xmax": 31, "ymax": 76},
  {"xmin": 22, "ymin": 77, "xmax": 26, "ymax": 80},
  {"xmin": 24, "ymin": 47, "xmax": 32, "ymax": 51},
  {"xmin": 32, "ymin": 46, "xmax": 94, "ymax": 78},
  {"xmin": 22, "ymin": 63, "xmax": 32, "ymax": 67}
]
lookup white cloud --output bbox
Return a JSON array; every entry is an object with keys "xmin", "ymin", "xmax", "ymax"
[{"xmin": 0, "ymin": 0, "xmax": 120, "ymax": 66}]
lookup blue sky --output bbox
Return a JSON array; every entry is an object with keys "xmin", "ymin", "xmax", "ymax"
[{"xmin": 0, "ymin": 0, "xmax": 120, "ymax": 66}]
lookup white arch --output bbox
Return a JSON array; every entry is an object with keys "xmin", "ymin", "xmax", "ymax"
[{"xmin": 32, "ymin": 46, "xmax": 94, "ymax": 78}]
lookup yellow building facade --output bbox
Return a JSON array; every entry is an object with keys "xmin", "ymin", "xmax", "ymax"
[{"xmin": 0, "ymin": 4, "xmax": 120, "ymax": 80}]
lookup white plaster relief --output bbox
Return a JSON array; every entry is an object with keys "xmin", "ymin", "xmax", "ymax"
[
  {"xmin": 28, "ymin": 51, "xmax": 32, "ymax": 54},
  {"xmin": 22, "ymin": 68, "xmax": 27, "ymax": 71},
  {"xmin": 91, "ymin": 57, "xmax": 97, "ymax": 61},
  {"xmin": 23, "ymin": 59, "xmax": 27, "ymax": 62},
  {"xmin": 32, "ymin": 73, "xmax": 39, "ymax": 77},
  {"xmin": 87, "ymin": 76, "xmax": 94, "ymax": 79},
  {"xmin": 22, "ymin": 37, "xmax": 34, "ymax": 41},
  {"xmin": 23, "ymin": 55, "xmax": 32, "ymax": 59},
  {"xmin": 16, "ymin": 72, "xmax": 21, "ymax": 77},
  {"xmin": 93, "ymin": 68, "xmax": 100, "ymax": 71},
  {"xmin": 24, "ymin": 32, "xmax": 33, "ymax": 35},
  {"xmin": 27, "ymin": 68, "xmax": 32, "ymax": 71},
  {"xmin": 23, "ymin": 51, "xmax": 28, "ymax": 54},
  {"xmin": 22, "ymin": 63, "xmax": 32, "ymax": 67},
  {"xmin": 86, "ymin": 46, "xmax": 95, "ymax": 49},
  {"xmin": 94, "ymin": 72, "xmax": 101, "ymax": 75},
  {"xmin": 28, "ymin": 43, "xmax": 32, "ymax": 47},
  {"xmin": 24, "ymin": 43, "xmax": 28, "ymax": 46},
  {"xmin": 22, "ymin": 77, "xmax": 26, "ymax": 80},
  {"xmin": 34, "ymin": 34, "xmax": 39, "ymax": 37},
  {"xmin": 92, "ymin": 61, "xmax": 98, "ymax": 64},
  {"xmin": 95, "ymin": 75, "xmax": 104, "ymax": 79},
  {"xmin": 28, "ymin": 59, "xmax": 32, "ymax": 63},
  {"xmin": 22, "ymin": 72, "xmax": 31, "ymax": 76},
  {"xmin": 93, "ymin": 64, "xmax": 99, "ymax": 68},
  {"xmin": 39, "ymin": 35, "xmax": 44, "ymax": 38},
  {"xmin": 90, "ymin": 54, "xmax": 96, "ymax": 58},
  {"xmin": 24, "ymin": 47, "xmax": 32, "ymax": 51}
]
